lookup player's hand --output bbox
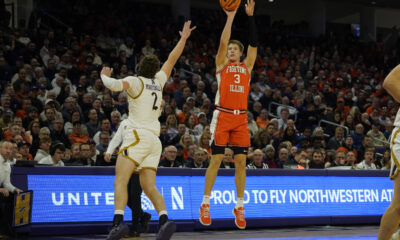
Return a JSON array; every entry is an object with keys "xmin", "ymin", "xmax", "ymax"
[
  {"xmin": 245, "ymin": 0, "xmax": 255, "ymax": 16},
  {"xmin": 101, "ymin": 67, "xmax": 113, "ymax": 77},
  {"xmin": 104, "ymin": 153, "xmax": 112, "ymax": 162},
  {"xmin": 0, "ymin": 188, "xmax": 9, "ymax": 197},
  {"xmin": 179, "ymin": 21, "xmax": 196, "ymax": 40},
  {"xmin": 15, "ymin": 189, "xmax": 23, "ymax": 195}
]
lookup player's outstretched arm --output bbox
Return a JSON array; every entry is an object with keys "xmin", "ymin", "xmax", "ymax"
[
  {"xmin": 383, "ymin": 64, "xmax": 400, "ymax": 102},
  {"xmin": 243, "ymin": 0, "xmax": 257, "ymax": 73},
  {"xmin": 161, "ymin": 20, "xmax": 196, "ymax": 79},
  {"xmin": 216, "ymin": 8, "xmax": 237, "ymax": 69},
  {"xmin": 100, "ymin": 67, "xmax": 131, "ymax": 91}
]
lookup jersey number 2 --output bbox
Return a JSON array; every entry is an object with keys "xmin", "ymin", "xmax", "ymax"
[{"xmin": 152, "ymin": 92, "xmax": 158, "ymax": 110}]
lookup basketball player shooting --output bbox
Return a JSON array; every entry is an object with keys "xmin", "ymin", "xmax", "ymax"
[{"xmin": 200, "ymin": 0, "xmax": 257, "ymax": 230}]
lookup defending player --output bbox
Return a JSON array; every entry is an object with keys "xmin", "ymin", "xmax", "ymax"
[
  {"xmin": 101, "ymin": 21, "xmax": 195, "ymax": 240},
  {"xmin": 199, "ymin": 0, "xmax": 257, "ymax": 230}
]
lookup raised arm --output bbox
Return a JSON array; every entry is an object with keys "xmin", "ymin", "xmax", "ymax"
[
  {"xmin": 383, "ymin": 64, "xmax": 400, "ymax": 102},
  {"xmin": 161, "ymin": 20, "xmax": 196, "ymax": 79},
  {"xmin": 215, "ymin": 9, "xmax": 237, "ymax": 70},
  {"xmin": 243, "ymin": 0, "xmax": 257, "ymax": 73},
  {"xmin": 100, "ymin": 67, "xmax": 131, "ymax": 91}
]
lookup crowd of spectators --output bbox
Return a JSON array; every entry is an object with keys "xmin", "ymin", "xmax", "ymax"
[{"xmin": 0, "ymin": 1, "xmax": 398, "ymax": 170}]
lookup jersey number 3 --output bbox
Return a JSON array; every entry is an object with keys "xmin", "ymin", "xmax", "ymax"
[
  {"xmin": 234, "ymin": 74, "xmax": 240, "ymax": 84},
  {"xmin": 151, "ymin": 92, "xmax": 158, "ymax": 110}
]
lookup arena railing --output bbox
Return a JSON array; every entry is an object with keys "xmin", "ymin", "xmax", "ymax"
[
  {"xmin": 318, "ymin": 120, "xmax": 349, "ymax": 136},
  {"xmin": 268, "ymin": 102, "xmax": 298, "ymax": 122}
]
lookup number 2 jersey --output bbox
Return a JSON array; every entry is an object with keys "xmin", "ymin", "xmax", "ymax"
[
  {"xmin": 215, "ymin": 62, "xmax": 251, "ymax": 110},
  {"xmin": 123, "ymin": 71, "xmax": 167, "ymax": 136}
]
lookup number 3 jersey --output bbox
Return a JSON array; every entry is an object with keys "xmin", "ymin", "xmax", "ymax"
[
  {"xmin": 123, "ymin": 71, "xmax": 167, "ymax": 136},
  {"xmin": 216, "ymin": 62, "xmax": 251, "ymax": 110}
]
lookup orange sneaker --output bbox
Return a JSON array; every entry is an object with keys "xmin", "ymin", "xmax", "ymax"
[
  {"xmin": 232, "ymin": 207, "xmax": 246, "ymax": 229},
  {"xmin": 199, "ymin": 204, "xmax": 211, "ymax": 226}
]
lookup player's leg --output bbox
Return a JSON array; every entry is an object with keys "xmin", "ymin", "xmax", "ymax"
[
  {"xmin": 200, "ymin": 146, "xmax": 224, "ymax": 226},
  {"xmin": 140, "ymin": 134, "xmax": 176, "ymax": 240},
  {"xmin": 378, "ymin": 127, "xmax": 400, "ymax": 240},
  {"xmin": 140, "ymin": 169, "xmax": 175, "ymax": 240},
  {"xmin": 107, "ymin": 154, "xmax": 136, "ymax": 240},
  {"xmin": 200, "ymin": 112, "xmax": 228, "ymax": 226},
  {"xmin": 131, "ymin": 173, "xmax": 151, "ymax": 233},
  {"xmin": 126, "ymin": 173, "xmax": 141, "ymax": 237},
  {"xmin": 378, "ymin": 173, "xmax": 400, "ymax": 240},
  {"xmin": 230, "ymin": 116, "xmax": 250, "ymax": 229},
  {"xmin": 232, "ymin": 151, "xmax": 247, "ymax": 229}
]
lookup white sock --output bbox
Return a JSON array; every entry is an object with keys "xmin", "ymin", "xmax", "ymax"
[
  {"xmin": 202, "ymin": 195, "xmax": 210, "ymax": 205},
  {"xmin": 235, "ymin": 197, "xmax": 244, "ymax": 208},
  {"xmin": 158, "ymin": 210, "xmax": 168, "ymax": 216},
  {"xmin": 114, "ymin": 210, "xmax": 124, "ymax": 215}
]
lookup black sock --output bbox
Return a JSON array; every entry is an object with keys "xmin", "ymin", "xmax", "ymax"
[
  {"xmin": 113, "ymin": 214, "xmax": 123, "ymax": 227},
  {"xmin": 159, "ymin": 214, "xmax": 168, "ymax": 227}
]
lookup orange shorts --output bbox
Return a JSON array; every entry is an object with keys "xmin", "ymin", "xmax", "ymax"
[{"xmin": 210, "ymin": 110, "xmax": 250, "ymax": 147}]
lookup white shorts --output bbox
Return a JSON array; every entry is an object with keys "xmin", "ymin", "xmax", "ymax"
[
  {"xmin": 390, "ymin": 127, "xmax": 400, "ymax": 180},
  {"xmin": 119, "ymin": 127, "xmax": 162, "ymax": 172}
]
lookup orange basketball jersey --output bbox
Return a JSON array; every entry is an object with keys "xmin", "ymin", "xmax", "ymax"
[{"xmin": 216, "ymin": 62, "xmax": 250, "ymax": 110}]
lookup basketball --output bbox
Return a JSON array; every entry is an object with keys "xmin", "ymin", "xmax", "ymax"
[{"xmin": 220, "ymin": 0, "xmax": 241, "ymax": 11}]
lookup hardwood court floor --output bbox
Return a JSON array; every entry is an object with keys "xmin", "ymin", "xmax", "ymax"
[{"xmin": 21, "ymin": 225, "xmax": 381, "ymax": 240}]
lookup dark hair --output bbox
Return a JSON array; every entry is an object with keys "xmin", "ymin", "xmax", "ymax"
[
  {"xmin": 228, "ymin": 40, "xmax": 244, "ymax": 53},
  {"xmin": 50, "ymin": 141, "xmax": 65, "ymax": 156},
  {"xmin": 137, "ymin": 55, "xmax": 160, "ymax": 79}
]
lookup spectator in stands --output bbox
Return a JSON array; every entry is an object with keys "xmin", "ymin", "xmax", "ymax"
[
  {"xmin": 18, "ymin": 141, "xmax": 32, "ymax": 160},
  {"xmin": 357, "ymin": 135, "xmax": 373, "ymax": 162},
  {"xmin": 68, "ymin": 121, "xmax": 90, "ymax": 145},
  {"xmin": 367, "ymin": 121, "xmax": 387, "ymax": 147},
  {"xmin": 265, "ymin": 145, "xmax": 280, "ymax": 168},
  {"xmin": 93, "ymin": 118, "xmax": 114, "ymax": 145},
  {"xmin": 327, "ymin": 127, "xmax": 345, "ymax": 150},
  {"xmin": 194, "ymin": 112, "xmax": 208, "ymax": 135},
  {"xmin": 337, "ymin": 135, "xmax": 358, "ymax": 160},
  {"xmin": 356, "ymin": 147, "xmax": 377, "ymax": 170},
  {"xmin": 170, "ymin": 123, "xmax": 186, "ymax": 146},
  {"xmin": 380, "ymin": 149, "xmax": 391, "ymax": 170},
  {"xmin": 335, "ymin": 98, "xmax": 350, "ymax": 118},
  {"xmin": 309, "ymin": 150, "xmax": 325, "ymax": 169},
  {"xmin": 0, "ymin": 140, "xmax": 23, "ymax": 236},
  {"xmin": 256, "ymin": 108, "xmax": 269, "ymax": 129},
  {"xmin": 247, "ymin": 149, "xmax": 268, "ymax": 169},
  {"xmin": 50, "ymin": 117, "xmax": 70, "ymax": 148},
  {"xmin": 252, "ymin": 128, "xmax": 270, "ymax": 149},
  {"xmin": 185, "ymin": 147, "xmax": 208, "ymax": 168},
  {"xmin": 198, "ymin": 132, "xmax": 211, "ymax": 155},
  {"xmin": 39, "ymin": 141, "xmax": 65, "ymax": 166},
  {"xmin": 345, "ymin": 151, "xmax": 357, "ymax": 168},
  {"xmin": 165, "ymin": 114, "xmax": 178, "ymax": 139},
  {"xmin": 220, "ymin": 148, "xmax": 235, "ymax": 169},
  {"xmin": 278, "ymin": 108, "xmax": 289, "ymax": 130},
  {"xmin": 247, "ymin": 112, "xmax": 258, "ymax": 138},
  {"xmin": 65, "ymin": 143, "xmax": 81, "ymax": 164},
  {"xmin": 159, "ymin": 145, "xmax": 181, "ymax": 168},
  {"xmin": 85, "ymin": 108, "xmax": 99, "ymax": 138},
  {"xmin": 64, "ymin": 110, "xmax": 86, "ymax": 135},
  {"xmin": 96, "ymin": 132, "xmax": 110, "ymax": 152},
  {"xmin": 278, "ymin": 147, "xmax": 292, "ymax": 168},
  {"xmin": 293, "ymin": 148, "xmax": 309, "ymax": 169},
  {"xmin": 326, "ymin": 150, "xmax": 347, "ymax": 168},
  {"xmin": 34, "ymin": 137, "xmax": 52, "ymax": 163}
]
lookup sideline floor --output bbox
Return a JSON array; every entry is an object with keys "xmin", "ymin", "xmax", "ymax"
[{"xmin": 22, "ymin": 225, "xmax": 380, "ymax": 239}]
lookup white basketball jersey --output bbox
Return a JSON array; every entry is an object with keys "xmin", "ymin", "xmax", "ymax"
[
  {"xmin": 394, "ymin": 108, "xmax": 400, "ymax": 127},
  {"xmin": 125, "ymin": 71, "xmax": 167, "ymax": 136}
]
